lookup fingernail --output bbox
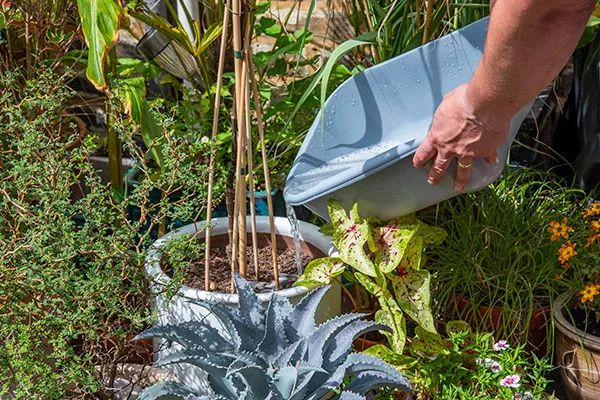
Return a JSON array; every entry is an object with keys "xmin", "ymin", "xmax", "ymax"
[
  {"xmin": 428, "ymin": 177, "xmax": 436, "ymax": 185},
  {"xmin": 454, "ymin": 184, "xmax": 464, "ymax": 192}
]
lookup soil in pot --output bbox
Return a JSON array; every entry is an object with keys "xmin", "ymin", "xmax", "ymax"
[
  {"xmin": 163, "ymin": 232, "xmax": 320, "ymax": 293},
  {"xmin": 570, "ymin": 307, "xmax": 600, "ymax": 336}
]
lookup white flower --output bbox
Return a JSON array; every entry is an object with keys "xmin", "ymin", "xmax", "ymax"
[
  {"xmin": 500, "ymin": 374, "xmax": 521, "ymax": 388},
  {"xmin": 426, "ymin": 353, "xmax": 438, "ymax": 361},
  {"xmin": 493, "ymin": 340, "xmax": 510, "ymax": 352},
  {"xmin": 489, "ymin": 361, "xmax": 502, "ymax": 373},
  {"xmin": 476, "ymin": 358, "xmax": 494, "ymax": 367},
  {"xmin": 523, "ymin": 392, "xmax": 533, "ymax": 399},
  {"xmin": 201, "ymin": 136, "xmax": 210, "ymax": 144}
]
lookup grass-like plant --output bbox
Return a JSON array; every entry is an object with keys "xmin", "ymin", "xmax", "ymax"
[{"xmin": 428, "ymin": 168, "xmax": 585, "ymax": 353}]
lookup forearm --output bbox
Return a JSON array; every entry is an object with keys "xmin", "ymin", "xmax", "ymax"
[{"xmin": 467, "ymin": 0, "xmax": 595, "ymax": 118}]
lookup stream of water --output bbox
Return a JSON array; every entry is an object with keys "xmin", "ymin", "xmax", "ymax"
[{"xmin": 285, "ymin": 201, "xmax": 303, "ymax": 276}]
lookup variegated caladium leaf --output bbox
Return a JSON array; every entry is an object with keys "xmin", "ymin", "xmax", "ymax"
[
  {"xmin": 363, "ymin": 345, "xmax": 416, "ymax": 369},
  {"xmin": 416, "ymin": 221, "xmax": 448, "ymax": 246},
  {"xmin": 397, "ymin": 235, "xmax": 423, "ymax": 273},
  {"xmin": 328, "ymin": 200, "xmax": 376, "ymax": 277},
  {"xmin": 390, "ymin": 270, "xmax": 436, "ymax": 333},
  {"xmin": 410, "ymin": 326, "xmax": 450, "ymax": 357},
  {"xmin": 374, "ymin": 223, "xmax": 417, "ymax": 274},
  {"xmin": 375, "ymin": 305, "xmax": 406, "ymax": 355},
  {"xmin": 294, "ymin": 257, "xmax": 346, "ymax": 287}
]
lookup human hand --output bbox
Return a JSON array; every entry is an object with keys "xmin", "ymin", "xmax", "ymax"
[{"xmin": 412, "ymin": 84, "xmax": 512, "ymax": 191}]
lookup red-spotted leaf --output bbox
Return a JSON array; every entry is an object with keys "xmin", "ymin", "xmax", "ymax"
[
  {"xmin": 390, "ymin": 270, "xmax": 436, "ymax": 333},
  {"xmin": 397, "ymin": 236, "xmax": 423, "ymax": 273},
  {"xmin": 410, "ymin": 326, "xmax": 450, "ymax": 357},
  {"xmin": 375, "ymin": 301, "xmax": 406, "ymax": 354},
  {"xmin": 328, "ymin": 200, "xmax": 376, "ymax": 277},
  {"xmin": 294, "ymin": 257, "xmax": 345, "ymax": 287},
  {"xmin": 353, "ymin": 272, "xmax": 383, "ymax": 297},
  {"xmin": 374, "ymin": 223, "xmax": 416, "ymax": 274},
  {"xmin": 416, "ymin": 221, "xmax": 447, "ymax": 245}
]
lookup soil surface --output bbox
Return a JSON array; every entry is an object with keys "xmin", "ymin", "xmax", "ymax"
[
  {"xmin": 164, "ymin": 244, "xmax": 313, "ymax": 293},
  {"xmin": 571, "ymin": 306, "xmax": 600, "ymax": 336}
]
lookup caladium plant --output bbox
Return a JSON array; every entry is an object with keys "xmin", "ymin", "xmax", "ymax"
[{"xmin": 295, "ymin": 200, "xmax": 446, "ymax": 357}]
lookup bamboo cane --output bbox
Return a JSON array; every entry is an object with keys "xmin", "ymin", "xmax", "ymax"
[
  {"xmin": 245, "ymin": 65, "xmax": 259, "ymax": 279},
  {"xmin": 247, "ymin": 59, "xmax": 279, "ymax": 290},
  {"xmin": 423, "ymin": 0, "xmax": 434, "ymax": 45},
  {"xmin": 203, "ymin": 0, "xmax": 232, "ymax": 291},
  {"xmin": 237, "ymin": 65, "xmax": 248, "ymax": 278}
]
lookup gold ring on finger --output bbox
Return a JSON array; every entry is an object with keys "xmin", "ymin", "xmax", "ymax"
[{"xmin": 457, "ymin": 160, "xmax": 473, "ymax": 169}]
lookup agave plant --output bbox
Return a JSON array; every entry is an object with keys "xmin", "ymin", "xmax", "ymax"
[{"xmin": 137, "ymin": 275, "xmax": 412, "ymax": 400}]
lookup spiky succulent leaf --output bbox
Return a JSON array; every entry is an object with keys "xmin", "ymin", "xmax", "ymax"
[
  {"xmin": 271, "ymin": 366, "xmax": 298, "ymax": 399},
  {"xmin": 259, "ymin": 295, "xmax": 291, "ymax": 362},
  {"xmin": 185, "ymin": 299, "xmax": 244, "ymax": 350},
  {"xmin": 337, "ymin": 391, "xmax": 367, "ymax": 400},
  {"xmin": 374, "ymin": 224, "xmax": 417, "ymax": 273},
  {"xmin": 306, "ymin": 313, "xmax": 366, "ymax": 366},
  {"xmin": 234, "ymin": 273, "xmax": 266, "ymax": 328},
  {"xmin": 390, "ymin": 270, "xmax": 436, "ymax": 333},
  {"xmin": 138, "ymin": 381, "xmax": 204, "ymax": 400},
  {"xmin": 324, "ymin": 320, "xmax": 390, "ymax": 369},
  {"xmin": 286, "ymin": 285, "xmax": 329, "ymax": 342},
  {"xmin": 274, "ymin": 339, "xmax": 306, "ymax": 368},
  {"xmin": 294, "ymin": 258, "xmax": 346, "ymax": 287},
  {"xmin": 231, "ymin": 365, "xmax": 270, "ymax": 400},
  {"xmin": 342, "ymin": 370, "xmax": 412, "ymax": 395},
  {"xmin": 329, "ymin": 200, "xmax": 376, "ymax": 277},
  {"xmin": 135, "ymin": 322, "xmax": 232, "ymax": 353}
]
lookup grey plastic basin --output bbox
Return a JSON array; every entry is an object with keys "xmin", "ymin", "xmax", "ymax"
[{"xmin": 283, "ymin": 18, "xmax": 533, "ymax": 221}]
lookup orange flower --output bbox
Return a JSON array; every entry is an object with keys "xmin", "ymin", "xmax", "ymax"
[
  {"xmin": 556, "ymin": 274, "xmax": 563, "ymax": 280},
  {"xmin": 585, "ymin": 234, "xmax": 600, "ymax": 248},
  {"xmin": 582, "ymin": 202, "xmax": 600, "ymax": 218},
  {"xmin": 592, "ymin": 220, "xmax": 600, "ymax": 231},
  {"xmin": 581, "ymin": 285, "xmax": 600, "ymax": 303},
  {"xmin": 547, "ymin": 218, "xmax": 573, "ymax": 241},
  {"xmin": 558, "ymin": 241, "xmax": 577, "ymax": 263},
  {"xmin": 561, "ymin": 262, "xmax": 569, "ymax": 270}
]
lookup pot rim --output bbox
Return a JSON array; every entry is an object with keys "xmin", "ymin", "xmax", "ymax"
[
  {"xmin": 553, "ymin": 291, "xmax": 600, "ymax": 351},
  {"xmin": 144, "ymin": 216, "xmax": 336, "ymax": 304}
]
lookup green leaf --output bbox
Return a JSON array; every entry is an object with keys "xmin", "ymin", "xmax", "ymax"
[
  {"xmin": 445, "ymin": 320, "xmax": 472, "ymax": 336},
  {"xmin": 374, "ymin": 224, "xmax": 416, "ymax": 274},
  {"xmin": 294, "ymin": 257, "xmax": 346, "ymax": 287},
  {"xmin": 410, "ymin": 326, "xmax": 449, "ymax": 357},
  {"xmin": 375, "ymin": 305, "xmax": 406, "ymax": 354},
  {"xmin": 115, "ymin": 77, "xmax": 145, "ymax": 123},
  {"xmin": 390, "ymin": 270, "xmax": 436, "ymax": 333},
  {"xmin": 329, "ymin": 200, "xmax": 376, "ymax": 277},
  {"xmin": 77, "ymin": 0, "xmax": 121, "ymax": 90},
  {"xmin": 363, "ymin": 345, "xmax": 415, "ymax": 368},
  {"xmin": 318, "ymin": 223, "xmax": 334, "ymax": 236},
  {"xmin": 196, "ymin": 22, "xmax": 223, "ymax": 55},
  {"xmin": 397, "ymin": 236, "xmax": 423, "ymax": 272},
  {"xmin": 416, "ymin": 221, "xmax": 447, "ymax": 246}
]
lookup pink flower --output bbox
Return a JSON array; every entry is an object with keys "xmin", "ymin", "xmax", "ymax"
[
  {"xmin": 500, "ymin": 374, "xmax": 521, "ymax": 388},
  {"xmin": 493, "ymin": 340, "xmax": 509, "ymax": 352},
  {"xmin": 514, "ymin": 392, "xmax": 533, "ymax": 399},
  {"xmin": 489, "ymin": 361, "xmax": 502, "ymax": 373}
]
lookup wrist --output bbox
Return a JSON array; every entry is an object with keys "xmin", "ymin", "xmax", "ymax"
[{"xmin": 464, "ymin": 81, "xmax": 517, "ymax": 121}]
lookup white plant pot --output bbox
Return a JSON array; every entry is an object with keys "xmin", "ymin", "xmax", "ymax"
[{"xmin": 144, "ymin": 216, "xmax": 341, "ymax": 394}]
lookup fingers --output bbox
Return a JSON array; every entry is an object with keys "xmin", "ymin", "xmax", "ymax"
[
  {"xmin": 454, "ymin": 160, "xmax": 473, "ymax": 192},
  {"xmin": 484, "ymin": 153, "xmax": 497, "ymax": 165},
  {"xmin": 412, "ymin": 136, "xmax": 436, "ymax": 168},
  {"xmin": 427, "ymin": 153, "xmax": 452, "ymax": 186}
]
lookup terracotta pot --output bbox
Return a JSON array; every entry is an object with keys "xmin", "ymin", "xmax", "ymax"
[
  {"xmin": 451, "ymin": 293, "xmax": 551, "ymax": 357},
  {"xmin": 554, "ymin": 292, "xmax": 600, "ymax": 400}
]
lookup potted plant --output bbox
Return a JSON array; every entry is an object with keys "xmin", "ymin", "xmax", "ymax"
[
  {"xmin": 135, "ymin": 275, "xmax": 412, "ymax": 399},
  {"xmin": 428, "ymin": 169, "xmax": 584, "ymax": 357},
  {"xmin": 550, "ymin": 200, "xmax": 600, "ymax": 399}
]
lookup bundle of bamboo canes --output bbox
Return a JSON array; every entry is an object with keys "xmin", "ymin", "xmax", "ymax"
[{"xmin": 203, "ymin": 0, "xmax": 279, "ymax": 293}]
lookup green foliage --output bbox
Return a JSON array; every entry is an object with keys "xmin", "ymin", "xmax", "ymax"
[
  {"xmin": 0, "ymin": 67, "xmax": 216, "ymax": 398},
  {"xmin": 402, "ymin": 324, "xmax": 554, "ymax": 399},
  {"xmin": 296, "ymin": 200, "xmax": 446, "ymax": 355},
  {"xmin": 429, "ymin": 168, "xmax": 585, "ymax": 353},
  {"xmin": 137, "ymin": 275, "xmax": 412, "ymax": 400},
  {"xmin": 77, "ymin": 0, "xmax": 121, "ymax": 90}
]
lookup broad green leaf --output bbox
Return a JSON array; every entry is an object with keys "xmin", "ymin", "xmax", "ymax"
[
  {"xmin": 77, "ymin": 0, "xmax": 121, "ymax": 90},
  {"xmin": 375, "ymin": 304, "xmax": 406, "ymax": 354},
  {"xmin": 329, "ymin": 200, "xmax": 376, "ymax": 277},
  {"xmin": 390, "ymin": 270, "xmax": 436, "ymax": 333},
  {"xmin": 416, "ymin": 221, "xmax": 447, "ymax": 246},
  {"xmin": 374, "ymin": 224, "xmax": 416, "ymax": 274},
  {"xmin": 294, "ymin": 257, "xmax": 345, "ymax": 287},
  {"xmin": 353, "ymin": 272, "xmax": 382, "ymax": 297},
  {"xmin": 140, "ymin": 103, "xmax": 165, "ymax": 172},
  {"xmin": 115, "ymin": 77, "xmax": 145, "ymax": 123},
  {"xmin": 196, "ymin": 22, "xmax": 223, "ymax": 55},
  {"xmin": 410, "ymin": 326, "xmax": 449, "ymax": 357},
  {"xmin": 397, "ymin": 236, "xmax": 423, "ymax": 272},
  {"xmin": 363, "ymin": 345, "xmax": 415, "ymax": 368},
  {"xmin": 445, "ymin": 320, "xmax": 472, "ymax": 336}
]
